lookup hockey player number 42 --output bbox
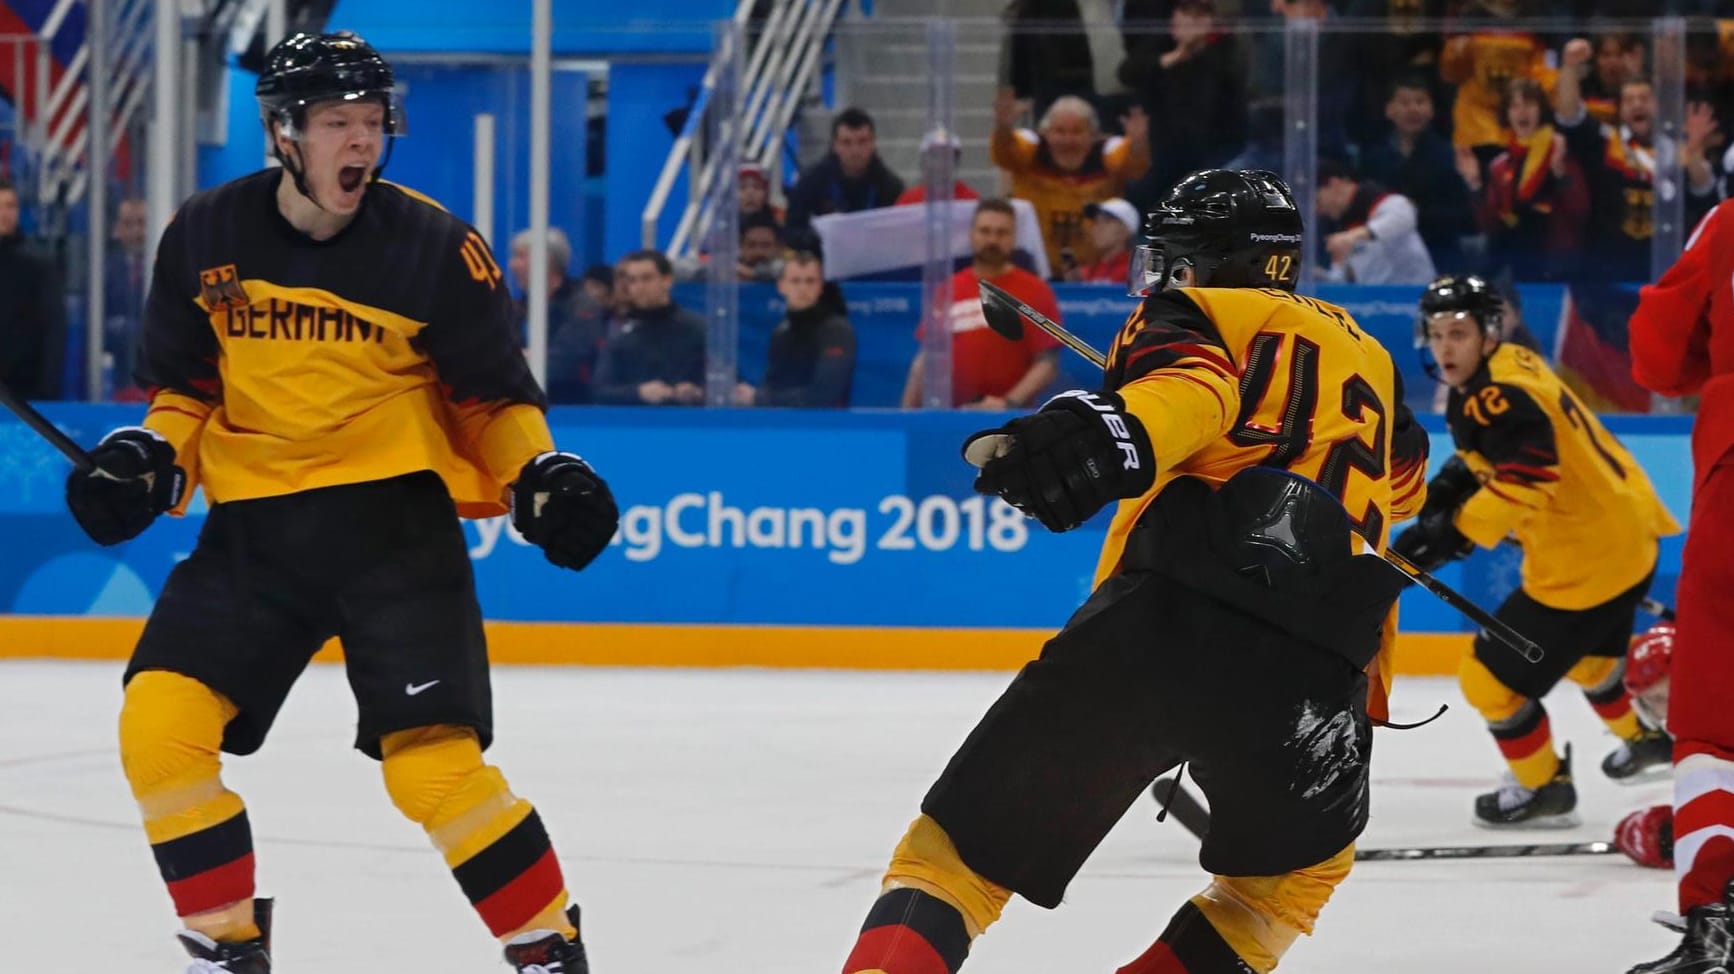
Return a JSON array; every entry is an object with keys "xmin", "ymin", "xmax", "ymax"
[{"xmin": 1227, "ymin": 330, "xmax": 1388, "ymax": 540}]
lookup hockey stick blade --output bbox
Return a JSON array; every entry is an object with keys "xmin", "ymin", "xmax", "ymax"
[
  {"xmin": 0, "ymin": 378, "xmax": 94, "ymax": 472},
  {"xmin": 978, "ymin": 279, "xmax": 1108, "ymax": 368},
  {"xmin": 974, "ymin": 278, "xmax": 1542, "ymax": 664},
  {"xmin": 1355, "ymin": 840, "xmax": 1615, "ymax": 862},
  {"xmin": 1150, "ymin": 776, "xmax": 1210, "ymax": 840}
]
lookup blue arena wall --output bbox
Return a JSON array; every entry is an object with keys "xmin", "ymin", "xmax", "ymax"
[{"xmin": 0, "ymin": 403, "xmax": 1692, "ymax": 668}]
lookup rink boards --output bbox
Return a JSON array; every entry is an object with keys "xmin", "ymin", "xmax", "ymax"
[{"xmin": 0, "ymin": 404, "xmax": 1693, "ymax": 674}]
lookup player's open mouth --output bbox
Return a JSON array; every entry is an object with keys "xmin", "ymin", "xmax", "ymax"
[{"xmin": 338, "ymin": 166, "xmax": 367, "ymax": 192}]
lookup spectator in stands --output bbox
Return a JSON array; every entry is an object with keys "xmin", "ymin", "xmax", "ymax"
[
  {"xmin": 1556, "ymin": 36, "xmax": 1719, "ymax": 282},
  {"xmin": 739, "ymin": 163, "xmax": 783, "ymax": 227},
  {"xmin": 1314, "ymin": 158, "xmax": 1438, "ymax": 284},
  {"xmin": 509, "ymin": 226, "xmax": 606, "ymax": 404},
  {"xmin": 0, "ymin": 179, "xmax": 64, "ymax": 400},
  {"xmin": 1362, "ymin": 74, "xmax": 1476, "ymax": 273},
  {"xmin": 1067, "ymin": 197, "xmax": 1137, "ymax": 284},
  {"xmin": 592, "ymin": 249, "xmax": 707, "ymax": 406},
  {"xmin": 991, "ymin": 91, "xmax": 1148, "ymax": 274},
  {"xmin": 1580, "ymin": 31, "xmax": 1646, "ymax": 126},
  {"xmin": 608, "ymin": 257, "xmax": 634, "ymax": 326},
  {"xmin": 784, "ymin": 108, "xmax": 905, "ymax": 236},
  {"xmin": 1686, "ymin": 18, "xmax": 1734, "ymax": 131},
  {"xmin": 1001, "ymin": 0, "xmax": 1098, "ymax": 123},
  {"xmin": 580, "ymin": 264, "xmax": 613, "ymax": 308},
  {"xmin": 737, "ymin": 213, "xmax": 784, "ymax": 282},
  {"xmin": 104, "ymin": 197, "xmax": 149, "ymax": 399},
  {"xmin": 902, "ymin": 199, "xmax": 1061, "ymax": 409},
  {"xmin": 1441, "ymin": 4, "xmax": 1558, "ymax": 186},
  {"xmin": 1496, "ymin": 281, "xmax": 1546, "ymax": 354},
  {"xmin": 1472, "ymin": 78, "xmax": 1589, "ymax": 283},
  {"xmin": 1342, "ymin": 0, "xmax": 1448, "ymax": 152},
  {"xmin": 734, "ymin": 252, "xmax": 856, "ymax": 408},
  {"xmin": 1118, "ymin": 0, "xmax": 1247, "ymax": 205},
  {"xmin": 895, "ymin": 130, "xmax": 980, "ymax": 205}
]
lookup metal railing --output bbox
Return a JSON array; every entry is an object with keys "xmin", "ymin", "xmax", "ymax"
[
  {"xmin": 641, "ymin": 0, "xmax": 847, "ymax": 257},
  {"xmin": 33, "ymin": 0, "xmax": 154, "ymax": 211}
]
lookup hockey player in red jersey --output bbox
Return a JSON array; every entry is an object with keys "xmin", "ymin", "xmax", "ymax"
[{"xmin": 1625, "ymin": 196, "xmax": 1734, "ymax": 972}]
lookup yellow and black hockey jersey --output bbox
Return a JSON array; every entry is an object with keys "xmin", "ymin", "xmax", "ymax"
[
  {"xmin": 1446, "ymin": 342, "xmax": 1680, "ymax": 609},
  {"xmin": 135, "ymin": 170, "xmax": 553, "ymax": 519},
  {"xmin": 1095, "ymin": 287, "xmax": 1430, "ymax": 711}
]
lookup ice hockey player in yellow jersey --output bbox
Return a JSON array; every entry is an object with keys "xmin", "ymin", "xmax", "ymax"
[
  {"xmin": 837, "ymin": 170, "xmax": 1430, "ymax": 974},
  {"xmin": 1393, "ymin": 274, "xmax": 1680, "ymax": 829}
]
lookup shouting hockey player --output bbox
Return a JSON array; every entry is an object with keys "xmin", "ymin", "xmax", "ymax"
[
  {"xmin": 61, "ymin": 33, "xmax": 616, "ymax": 973},
  {"xmin": 1392, "ymin": 275, "xmax": 1679, "ymax": 829},
  {"xmin": 837, "ymin": 169, "xmax": 1430, "ymax": 974},
  {"xmin": 1623, "ymin": 194, "xmax": 1734, "ymax": 973}
]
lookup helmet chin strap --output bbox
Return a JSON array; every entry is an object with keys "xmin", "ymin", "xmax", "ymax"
[{"xmin": 272, "ymin": 121, "xmax": 326, "ymax": 211}]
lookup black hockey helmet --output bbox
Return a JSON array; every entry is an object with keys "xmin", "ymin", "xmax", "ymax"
[
  {"xmin": 1416, "ymin": 274, "xmax": 1504, "ymax": 382},
  {"xmin": 1416, "ymin": 274, "xmax": 1504, "ymax": 344},
  {"xmin": 1129, "ymin": 169, "xmax": 1304, "ymax": 296},
  {"xmin": 256, "ymin": 32, "xmax": 402, "ymax": 206},
  {"xmin": 256, "ymin": 31, "xmax": 402, "ymax": 136}
]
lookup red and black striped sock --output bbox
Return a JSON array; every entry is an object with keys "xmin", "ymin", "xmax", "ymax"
[
  {"xmin": 451, "ymin": 808, "xmax": 567, "ymax": 937},
  {"xmin": 151, "ymin": 809, "xmax": 256, "ymax": 918},
  {"xmin": 1489, "ymin": 699, "xmax": 1561, "ymax": 789},
  {"xmin": 1117, "ymin": 901, "xmax": 1255, "ymax": 974},
  {"xmin": 842, "ymin": 887, "xmax": 971, "ymax": 974}
]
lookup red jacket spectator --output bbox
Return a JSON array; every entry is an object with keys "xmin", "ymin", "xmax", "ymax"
[{"xmin": 912, "ymin": 264, "xmax": 1062, "ymax": 407}]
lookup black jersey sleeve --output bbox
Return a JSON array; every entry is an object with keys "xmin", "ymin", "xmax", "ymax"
[
  {"xmin": 415, "ymin": 226, "xmax": 548, "ymax": 409},
  {"xmin": 133, "ymin": 215, "xmax": 222, "ymax": 401},
  {"xmin": 1102, "ymin": 289, "xmax": 1236, "ymax": 392}
]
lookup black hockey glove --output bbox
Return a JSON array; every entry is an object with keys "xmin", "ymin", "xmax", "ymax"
[
  {"xmin": 1390, "ymin": 506, "xmax": 1473, "ymax": 573},
  {"xmin": 1423, "ymin": 454, "xmax": 1482, "ymax": 516},
  {"xmin": 64, "ymin": 427, "xmax": 185, "ymax": 546},
  {"xmin": 511, "ymin": 451, "xmax": 619, "ymax": 572},
  {"xmin": 962, "ymin": 390, "xmax": 1155, "ymax": 532}
]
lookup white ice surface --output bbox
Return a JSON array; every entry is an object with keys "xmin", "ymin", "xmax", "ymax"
[{"xmin": 0, "ymin": 662, "xmax": 1681, "ymax": 971}]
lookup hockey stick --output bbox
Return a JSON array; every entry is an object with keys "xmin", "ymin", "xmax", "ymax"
[
  {"xmin": 1148, "ymin": 776, "xmax": 1617, "ymax": 861},
  {"xmin": 1354, "ymin": 840, "xmax": 1615, "ymax": 861},
  {"xmin": 0, "ymin": 378, "xmax": 94, "ymax": 472},
  {"xmin": 977, "ymin": 279, "xmax": 1544, "ymax": 664}
]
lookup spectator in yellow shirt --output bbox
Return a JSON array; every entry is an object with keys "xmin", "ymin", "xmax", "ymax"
[
  {"xmin": 990, "ymin": 90, "xmax": 1148, "ymax": 274},
  {"xmin": 1440, "ymin": 5, "xmax": 1557, "ymax": 182}
]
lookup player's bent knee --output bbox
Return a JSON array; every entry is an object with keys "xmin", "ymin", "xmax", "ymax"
[
  {"xmin": 1192, "ymin": 844, "xmax": 1355, "ymax": 971},
  {"xmin": 1458, "ymin": 654, "xmax": 1526, "ymax": 722},
  {"xmin": 884, "ymin": 814, "xmax": 1012, "ymax": 937},
  {"xmin": 118, "ymin": 670, "xmax": 237, "ymax": 796},
  {"xmin": 1565, "ymin": 655, "xmax": 1622, "ymax": 693},
  {"xmin": 379, "ymin": 724, "xmax": 496, "ymax": 826}
]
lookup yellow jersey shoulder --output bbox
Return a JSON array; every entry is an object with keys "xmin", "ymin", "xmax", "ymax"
[{"xmin": 1481, "ymin": 342, "xmax": 1558, "ymax": 399}]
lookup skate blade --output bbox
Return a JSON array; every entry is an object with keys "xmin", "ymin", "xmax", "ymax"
[
  {"xmin": 1471, "ymin": 811, "xmax": 1582, "ymax": 830},
  {"xmin": 1608, "ymin": 764, "xmax": 1673, "ymax": 786}
]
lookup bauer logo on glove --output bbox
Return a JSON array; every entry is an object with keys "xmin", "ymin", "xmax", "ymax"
[{"xmin": 961, "ymin": 389, "xmax": 1155, "ymax": 533}]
